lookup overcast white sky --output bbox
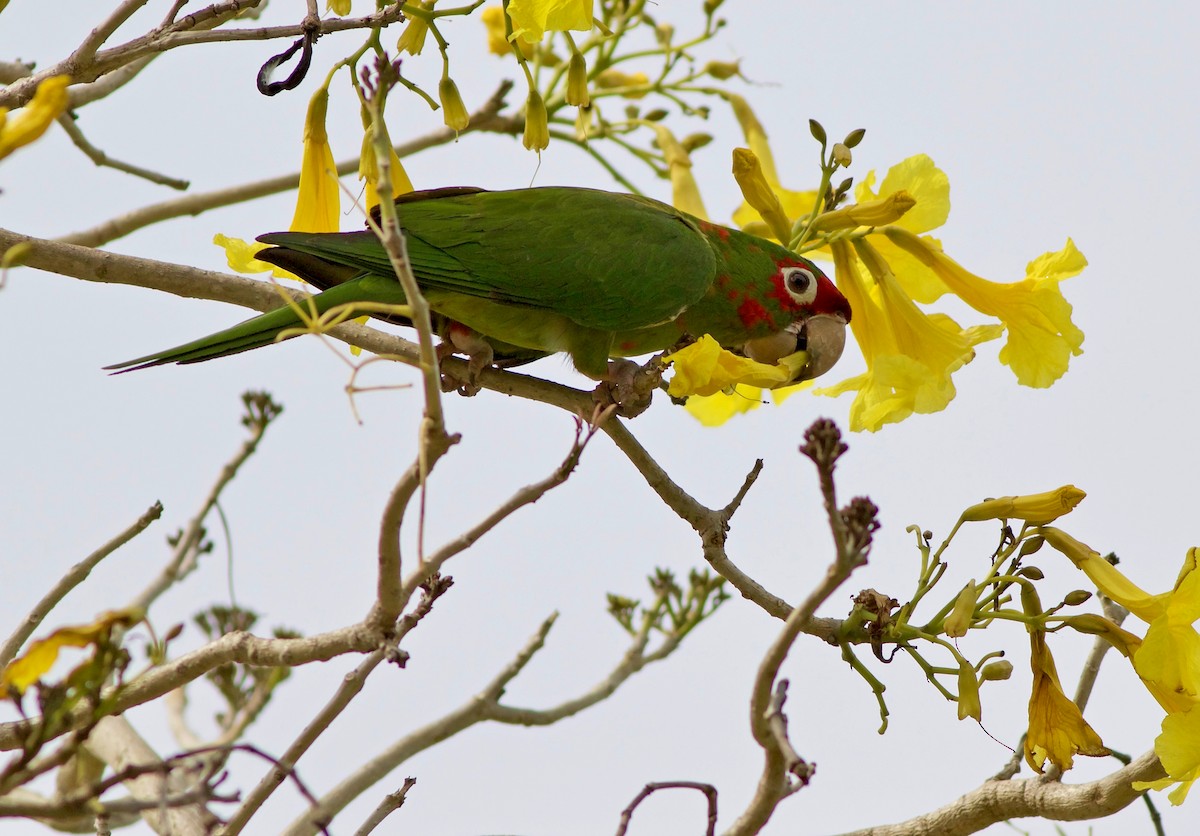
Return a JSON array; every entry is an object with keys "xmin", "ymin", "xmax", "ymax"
[{"xmin": 2, "ymin": 2, "xmax": 1199, "ymax": 834}]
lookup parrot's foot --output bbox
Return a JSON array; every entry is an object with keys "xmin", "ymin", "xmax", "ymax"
[
  {"xmin": 437, "ymin": 325, "xmax": 494, "ymax": 396},
  {"xmin": 593, "ymin": 358, "xmax": 662, "ymax": 419}
]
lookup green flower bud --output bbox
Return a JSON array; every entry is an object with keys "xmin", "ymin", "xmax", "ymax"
[
  {"xmin": 944, "ymin": 580, "xmax": 977, "ymax": 638},
  {"xmin": 438, "ymin": 78, "xmax": 470, "ymax": 132},
  {"xmin": 702, "ymin": 60, "xmax": 742, "ymax": 80},
  {"xmin": 1063, "ymin": 589, "xmax": 1093, "ymax": 606},
  {"xmin": 808, "ymin": 118, "xmax": 826, "ymax": 145},
  {"xmin": 980, "ymin": 660, "xmax": 1013, "ymax": 681},
  {"xmin": 523, "ymin": 88, "xmax": 549, "ymax": 151},
  {"xmin": 957, "ymin": 662, "xmax": 981, "ymax": 721},
  {"xmin": 843, "ymin": 127, "xmax": 866, "ymax": 148},
  {"xmin": 566, "ymin": 50, "xmax": 590, "ymax": 108}
]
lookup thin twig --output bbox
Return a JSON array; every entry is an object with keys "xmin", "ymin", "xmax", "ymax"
[
  {"xmin": 351, "ymin": 778, "xmax": 416, "ymax": 836},
  {"xmin": 615, "ymin": 781, "xmax": 717, "ymax": 836},
  {"xmin": 57, "ymin": 114, "xmax": 190, "ymax": 189},
  {"xmin": 56, "ymin": 82, "xmax": 516, "ymax": 248},
  {"xmin": 0, "ymin": 502, "xmax": 162, "ymax": 670}
]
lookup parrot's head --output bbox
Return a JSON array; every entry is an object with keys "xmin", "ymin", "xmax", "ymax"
[{"xmin": 742, "ymin": 259, "xmax": 851, "ymax": 382}]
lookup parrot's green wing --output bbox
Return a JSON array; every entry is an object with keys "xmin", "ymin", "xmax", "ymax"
[{"xmin": 258, "ymin": 187, "xmax": 718, "ymax": 332}]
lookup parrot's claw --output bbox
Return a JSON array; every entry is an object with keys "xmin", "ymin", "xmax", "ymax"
[
  {"xmin": 593, "ymin": 358, "xmax": 662, "ymax": 419},
  {"xmin": 437, "ymin": 325, "xmax": 495, "ymax": 396}
]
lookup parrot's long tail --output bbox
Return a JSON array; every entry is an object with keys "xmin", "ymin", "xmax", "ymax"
[{"xmin": 103, "ymin": 280, "xmax": 385, "ymax": 372}]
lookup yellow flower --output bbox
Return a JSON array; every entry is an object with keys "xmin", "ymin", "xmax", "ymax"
[
  {"xmin": 482, "ymin": 6, "xmax": 533, "ymax": 57},
  {"xmin": 886, "ymin": 230, "xmax": 1086, "ymax": 388},
  {"xmin": 665, "ymin": 335, "xmax": 807, "ymax": 397},
  {"xmin": 358, "ymin": 111, "xmax": 415, "ymax": 211},
  {"xmin": 960, "ymin": 485, "xmax": 1086, "ymax": 524},
  {"xmin": 1134, "ymin": 707, "xmax": 1200, "ymax": 805},
  {"xmin": 812, "ymin": 240, "xmax": 994, "ymax": 432},
  {"xmin": 685, "ymin": 384, "xmax": 765, "ymax": 426},
  {"xmin": 0, "ymin": 74, "xmax": 70, "ymax": 160},
  {"xmin": 1, "ymin": 609, "xmax": 142, "ymax": 695},
  {"xmin": 507, "ymin": 0, "xmax": 592, "ymax": 42},
  {"xmin": 213, "ymin": 233, "xmax": 302, "ymax": 282},
  {"xmin": 397, "ymin": 1, "xmax": 435, "ymax": 56},
  {"xmin": 957, "ymin": 659, "xmax": 982, "ymax": 721},
  {"xmin": 291, "ymin": 86, "xmax": 340, "ymax": 233},
  {"xmin": 1041, "ymin": 531, "xmax": 1200, "ymax": 715},
  {"xmin": 327, "ymin": 0, "xmax": 351, "ymax": 14},
  {"xmin": 651, "ymin": 125, "xmax": 707, "ymax": 220},
  {"xmin": 1024, "ymin": 628, "xmax": 1109, "ymax": 772}
]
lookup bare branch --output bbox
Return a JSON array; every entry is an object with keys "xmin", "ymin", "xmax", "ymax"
[
  {"xmin": 841, "ymin": 750, "xmax": 1164, "ymax": 836},
  {"xmin": 615, "ymin": 782, "xmax": 718, "ymax": 836},
  {"xmin": 85, "ymin": 716, "xmax": 216, "ymax": 835},
  {"xmin": 56, "ymin": 81, "xmax": 517, "ymax": 248},
  {"xmin": 0, "ymin": 501, "xmax": 162, "ymax": 670},
  {"xmin": 0, "ymin": 627, "xmax": 378, "ymax": 752}
]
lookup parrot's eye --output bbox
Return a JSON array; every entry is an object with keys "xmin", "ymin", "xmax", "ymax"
[{"xmin": 782, "ymin": 266, "xmax": 818, "ymax": 305}]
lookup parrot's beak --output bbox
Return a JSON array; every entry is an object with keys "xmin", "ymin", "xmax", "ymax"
[{"xmin": 797, "ymin": 313, "xmax": 848, "ymax": 381}]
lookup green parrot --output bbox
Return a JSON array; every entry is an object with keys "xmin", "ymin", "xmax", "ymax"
[{"xmin": 107, "ymin": 187, "xmax": 851, "ymax": 404}]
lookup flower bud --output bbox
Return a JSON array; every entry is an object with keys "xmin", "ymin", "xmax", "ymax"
[
  {"xmin": 961, "ymin": 485, "xmax": 1086, "ymax": 524},
  {"xmin": 566, "ymin": 50, "xmax": 590, "ymax": 107},
  {"xmin": 980, "ymin": 660, "xmax": 1013, "ymax": 681},
  {"xmin": 523, "ymin": 88, "xmax": 549, "ymax": 151},
  {"xmin": 731, "ymin": 147, "xmax": 790, "ymax": 243},
  {"xmin": 681, "ymin": 133, "xmax": 712, "ymax": 153},
  {"xmin": 843, "ymin": 127, "xmax": 866, "ymax": 148},
  {"xmin": 595, "ymin": 69, "xmax": 650, "ymax": 98},
  {"xmin": 943, "ymin": 580, "xmax": 977, "ymax": 638},
  {"xmin": 1063, "ymin": 589, "xmax": 1093, "ymax": 606},
  {"xmin": 957, "ymin": 662, "xmax": 981, "ymax": 722},
  {"xmin": 439, "ymin": 77, "xmax": 470, "ymax": 132},
  {"xmin": 1063, "ymin": 614, "xmax": 1142, "ymax": 658},
  {"xmin": 813, "ymin": 191, "xmax": 916, "ymax": 232},
  {"xmin": 703, "ymin": 60, "xmax": 742, "ymax": 80},
  {"xmin": 808, "ymin": 118, "xmax": 826, "ymax": 145},
  {"xmin": 831, "ymin": 142, "xmax": 852, "ymax": 168}
]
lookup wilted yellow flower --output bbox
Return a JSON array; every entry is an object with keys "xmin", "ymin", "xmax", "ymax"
[
  {"xmin": 1024, "ymin": 628, "xmax": 1109, "ymax": 772},
  {"xmin": 397, "ymin": 0, "xmax": 436, "ymax": 55},
  {"xmin": 665, "ymin": 335, "xmax": 806, "ymax": 397},
  {"xmin": 291, "ymin": 86, "xmax": 340, "ymax": 233},
  {"xmin": 961, "ymin": 485, "xmax": 1086, "ymax": 524},
  {"xmin": 887, "ymin": 230, "xmax": 1087, "ymax": 388},
  {"xmin": 1134, "ymin": 707, "xmax": 1200, "ymax": 805},
  {"xmin": 0, "ymin": 74, "xmax": 70, "ymax": 160},
  {"xmin": 1, "ymin": 609, "xmax": 142, "ymax": 695},
  {"xmin": 507, "ymin": 0, "xmax": 592, "ymax": 42}
]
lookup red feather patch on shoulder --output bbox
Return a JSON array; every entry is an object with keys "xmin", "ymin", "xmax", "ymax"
[{"xmin": 738, "ymin": 297, "xmax": 775, "ymax": 329}]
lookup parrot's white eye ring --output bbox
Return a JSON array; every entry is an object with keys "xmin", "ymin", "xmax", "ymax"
[{"xmin": 783, "ymin": 266, "xmax": 818, "ymax": 305}]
